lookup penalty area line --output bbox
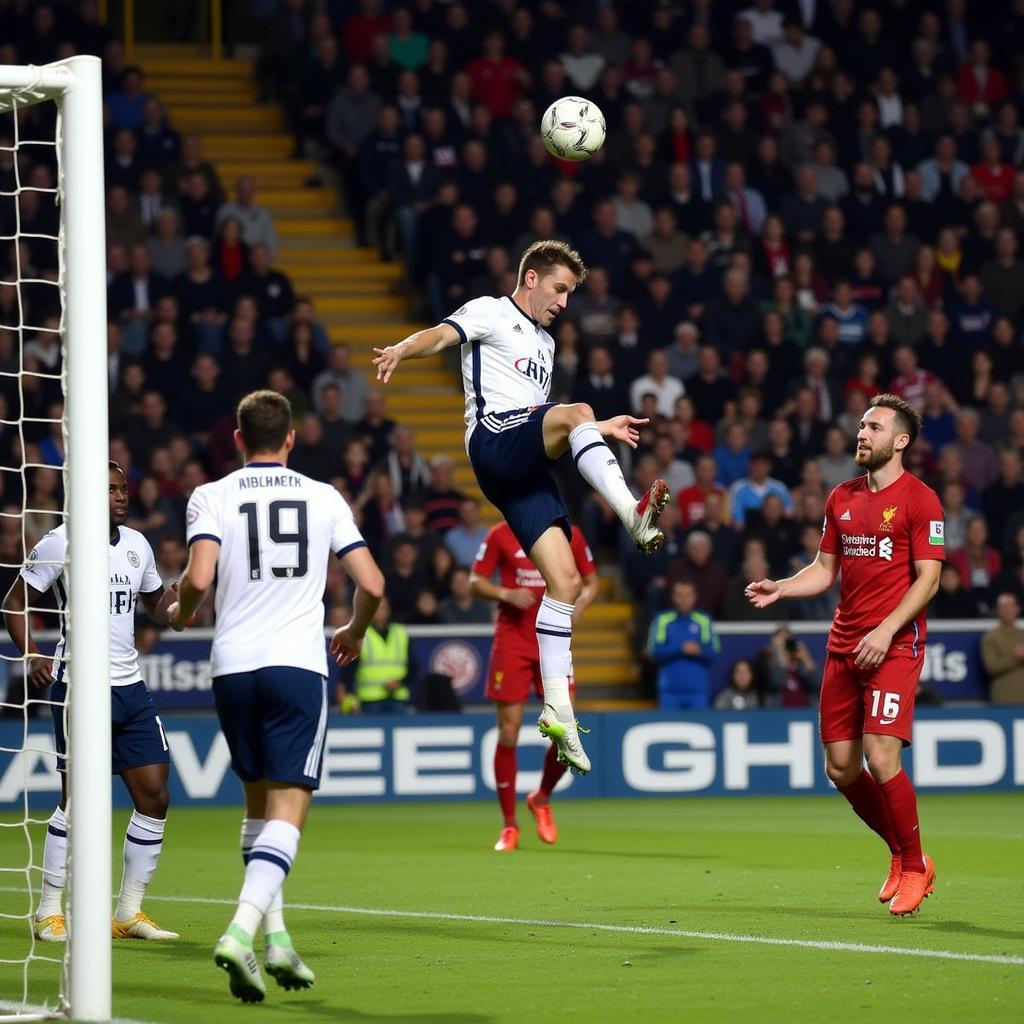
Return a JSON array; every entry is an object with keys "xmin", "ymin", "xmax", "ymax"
[{"xmin": 141, "ymin": 891, "xmax": 1024, "ymax": 968}]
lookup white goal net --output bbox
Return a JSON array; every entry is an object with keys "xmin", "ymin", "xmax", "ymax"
[{"xmin": 0, "ymin": 58, "xmax": 110, "ymax": 1022}]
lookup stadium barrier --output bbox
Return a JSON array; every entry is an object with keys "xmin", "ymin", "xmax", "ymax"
[
  {"xmin": 0, "ymin": 620, "xmax": 997, "ymax": 711},
  {"xmin": 1, "ymin": 708, "xmax": 1020, "ymax": 809}
]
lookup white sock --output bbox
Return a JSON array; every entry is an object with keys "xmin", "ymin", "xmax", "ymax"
[
  {"xmin": 537, "ymin": 595, "xmax": 574, "ymax": 712},
  {"xmin": 116, "ymin": 811, "xmax": 165, "ymax": 920},
  {"xmin": 569, "ymin": 422, "xmax": 636, "ymax": 523},
  {"xmin": 36, "ymin": 806, "xmax": 66, "ymax": 919},
  {"xmin": 232, "ymin": 819, "xmax": 300, "ymax": 940},
  {"xmin": 241, "ymin": 817, "xmax": 287, "ymax": 936}
]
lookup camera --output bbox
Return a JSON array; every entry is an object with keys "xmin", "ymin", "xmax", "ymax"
[{"xmin": 784, "ymin": 636, "xmax": 799, "ymax": 654}]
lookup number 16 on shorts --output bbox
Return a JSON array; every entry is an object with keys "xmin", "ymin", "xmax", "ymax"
[{"xmin": 870, "ymin": 689, "xmax": 901, "ymax": 726}]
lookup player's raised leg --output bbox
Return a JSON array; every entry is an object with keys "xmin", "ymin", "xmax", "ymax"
[
  {"xmin": 529, "ymin": 527, "xmax": 592, "ymax": 773},
  {"xmin": 493, "ymin": 701, "xmax": 522, "ymax": 851},
  {"xmin": 240, "ymin": 781, "xmax": 314, "ymax": 987},
  {"xmin": 541, "ymin": 403, "xmax": 669, "ymax": 554}
]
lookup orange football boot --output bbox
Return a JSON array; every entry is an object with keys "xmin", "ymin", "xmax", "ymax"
[
  {"xmin": 889, "ymin": 854, "xmax": 935, "ymax": 916},
  {"xmin": 527, "ymin": 791, "xmax": 558, "ymax": 845},
  {"xmin": 493, "ymin": 826, "xmax": 519, "ymax": 852},
  {"xmin": 879, "ymin": 853, "xmax": 901, "ymax": 903}
]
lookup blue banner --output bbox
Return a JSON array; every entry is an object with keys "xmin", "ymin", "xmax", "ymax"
[
  {"xmin": 0, "ymin": 622, "xmax": 994, "ymax": 711},
  {"xmin": 1, "ymin": 709, "xmax": 1020, "ymax": 810}
]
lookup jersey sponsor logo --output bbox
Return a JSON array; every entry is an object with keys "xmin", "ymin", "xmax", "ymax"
[
  {"xmin": 127, "ymin": 550, "xmax": 140, "ymax": 568},
  {"xmin": 841, "ymin": 532, "xmax": 878, "ymax": 557},
  {"xmin": 929, "ymin": 520, "xmax": 945, "ymax": 545},
  {"xmin": 879, "ymin": 536, "xmax": 893, "ymax": 561},
  {"xmin": 429, "ymin": 640, "xmax": 481, "ymax": 696},
  {"xmin": 513, "ymin": 355, "xmax": 550, "ymax": 390},
  {"xmin": 879, "ymin": 505, "xmax": 898, "ymax": 532},
  {"xmin": 839, "ymin": 509, "xmax": 851, "ymax": 521}
]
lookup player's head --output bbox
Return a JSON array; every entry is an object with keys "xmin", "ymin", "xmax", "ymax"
[
  {"xmin": 109, "ymin": 460, "xmax": 128, "ymax": 527},
  {"xmin": 235, "ymin": 389, "xmax": 295, "ymax": 461},
  {"xmin": 515, "ymin": 240, "xmax": 587, "ymax": 327},
  {"xmin": 855, "ymin": 393, "xmax": 922, "ymax": 472}
]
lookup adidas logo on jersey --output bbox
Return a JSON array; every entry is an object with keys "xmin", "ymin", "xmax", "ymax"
[
  {"xmin": 839, "ymin": 509, "xmax": 852, "ymax": 521},
  {"xmin": 512, "ymin": 323, "xmax": 523, "ymax": 333}
]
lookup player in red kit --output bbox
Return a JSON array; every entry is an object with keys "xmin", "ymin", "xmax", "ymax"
[
  {"xmin": 471, "ymin": 521, "xmax": 597, "ymax": 852},
  {"xmin": 745, "ymin": 394, "xmax": 943, "ymax": 916}
]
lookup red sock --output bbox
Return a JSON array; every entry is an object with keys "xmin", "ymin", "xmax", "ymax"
[
  {"xmin": 494, "ymin": 743, "xmax": 517, "ymax": 827},
  {"xmin": 538, "ymin": 743, "xmax": 566, "ymax": 798},
  {"xmin": 837, "ymin": 768, "xmax": 900, "ymax": 855},
  {"xmin": 879, "ymin": 770, "xmax": 925, "ymax": 874}
]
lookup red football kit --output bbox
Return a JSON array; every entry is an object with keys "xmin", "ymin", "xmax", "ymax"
[
  {"xmin": 472, "ymin": 522, "xmax": 596, "ymax": 703},
  {"xmin": 818, "ymin": 471, "xmax": 945, "ymax": 744}
]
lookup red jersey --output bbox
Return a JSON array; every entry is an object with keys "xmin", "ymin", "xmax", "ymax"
[
  {"xmin": 472, "ymin": 523, "xmax": 596, "ymax": 650},
  {"xmin": 677, "ymin": 483, "xmax": 726, "ymax": 529},
  {"xmin": 820, "ymin": 471, "xmax": 945, "ymax": 657}
]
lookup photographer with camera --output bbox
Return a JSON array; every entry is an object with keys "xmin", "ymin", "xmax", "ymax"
[{"xmin": 753, "ymin": 626, "xmax": 820, "ymax": 707}]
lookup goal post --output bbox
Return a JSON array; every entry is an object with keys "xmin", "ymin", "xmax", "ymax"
[{"xmin": 0, "ymin": 56, "xmax": 110, "ymax": 1022}]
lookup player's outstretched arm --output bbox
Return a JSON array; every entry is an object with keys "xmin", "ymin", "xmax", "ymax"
[
  {"xmin": 372, "ymin": 323, "xmax": 461, "ymax": 383},
  {"xmin": 745, "ymin": 550, "xmax": 838, "ymax": 609},
  {"xmin": 167, "ymin": 539, "xmax": 219, "ymax": 630},
  {"xmin": 330, "ymin": 546, "xmax": 385, "ymax": 665},
  {"xmin": 1, "ymin": 579, "xmax": 53, "ymax": 688}
]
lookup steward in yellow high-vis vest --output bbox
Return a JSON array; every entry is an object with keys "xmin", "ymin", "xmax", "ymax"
[{"xmin": 351, "ymin": 597, "xmax": 413, "ymax": 713}]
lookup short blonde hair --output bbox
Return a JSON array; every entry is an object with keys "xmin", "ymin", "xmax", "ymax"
[{"xmin": 517, "ymin": 239, "xmax": 587, "ymax": 287}]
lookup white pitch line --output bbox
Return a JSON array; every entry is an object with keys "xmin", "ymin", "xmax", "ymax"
[
  {"xmin": 1, "ymin": 885, "xmax": 1020, "ymax": 968},
  {"xmin": 138, "ymin": 891, "xmax": 1024, "ymax": 967}
]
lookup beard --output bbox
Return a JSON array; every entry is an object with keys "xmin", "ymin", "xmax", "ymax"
[{"xmin": 855, "ymin": 438, "xmax": 895, "ymax": 471}]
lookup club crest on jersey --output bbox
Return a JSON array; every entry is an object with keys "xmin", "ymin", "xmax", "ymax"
[
  {"xmin": 127, "ymin": 550, "xmax": 140, "ymax": 568},
  {"xmin": 514, "ymin": 355, "xmax": 549, "ymax": 389},
  {"xmin": 879, "ymin": 505, "xmax": 898, "ymax": 532}
]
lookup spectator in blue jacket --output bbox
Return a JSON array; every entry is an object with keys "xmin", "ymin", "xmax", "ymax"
[{"xmin": 647, "ymin": 580, "xmax": 720, "ymax": 710}]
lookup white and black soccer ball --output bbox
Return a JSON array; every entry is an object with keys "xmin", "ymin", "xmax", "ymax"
[{"xmin": 541, "ymin": 96, "xmax": 606, "ymax": 162}]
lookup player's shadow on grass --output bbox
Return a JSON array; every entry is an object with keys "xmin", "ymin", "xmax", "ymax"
[
  {"xmin": 272, "ymin": 1000, "xmax": 493, "ymax": 1023},
  {"xmin": 910, "ymin": 918, "xmax": 1024, "ymax": 943}
]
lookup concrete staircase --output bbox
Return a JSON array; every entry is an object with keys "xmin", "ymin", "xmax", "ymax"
[{"xmin": 140, "ymin": 50, "xmax": 645, "ymax": 703}]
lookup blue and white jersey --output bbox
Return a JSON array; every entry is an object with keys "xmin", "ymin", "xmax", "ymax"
[
  {"xmin": 21, "ymin": 524, "xmax": 162, "ymax": 687},
  {"xmin": 186, "ymin": 463, "xmax": 365, "ymax": 678},
  {"xmin": 443, "ymin": 295, "xmax": 555, "ymax": 449}
]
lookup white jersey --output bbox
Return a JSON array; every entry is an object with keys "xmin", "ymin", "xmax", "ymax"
[
  {"xmin": 185, "ymin": 463, "xmax": 365, "ymax": 677},
  {"xmin": 443, "ymin": 295, "xmax": 555, "ymax": 449},
  {"xmin": 20, "ymin": 524, "xmax": 162, "ymax": 687}
]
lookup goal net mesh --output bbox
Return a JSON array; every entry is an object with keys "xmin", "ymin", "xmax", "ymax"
[{"xmin": 0, "ymin": 81, "xmax": 70, "ymax": 1021}]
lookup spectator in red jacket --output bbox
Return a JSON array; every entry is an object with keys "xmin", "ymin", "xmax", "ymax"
[
  {"xmin": 956, "ymin": 40, "xmax": 1008, "ymax": 116},
  {"xmin": 467, "ymin": 31, "xmax": 527, "ymax": 119}
]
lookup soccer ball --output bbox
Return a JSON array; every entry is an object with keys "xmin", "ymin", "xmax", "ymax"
[{"xmin": 541, "ymin": 96, "xmax": 606, "ymax": 162}]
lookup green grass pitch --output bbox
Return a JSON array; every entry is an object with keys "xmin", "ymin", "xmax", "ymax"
[{"xmin": 1, "ymin": 794, "xmax": 1022, "ymax": 1023}]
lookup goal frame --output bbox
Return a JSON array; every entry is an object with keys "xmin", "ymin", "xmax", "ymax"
[{"xmin": 0, "ymin": 56, "xmax": 111, "ymax": 1021}]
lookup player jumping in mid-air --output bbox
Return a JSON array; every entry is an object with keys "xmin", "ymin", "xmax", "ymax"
[
  {"xmin": 169, "ymin": 390, "xmax": 384, "ymax": 1002},
  {"xmin": 471, "ymin": 519, "xmax": 598, "ymax": 852},
  {"xmin": 2, "ymin": 462, "xmax": 180, "ymax": 943},
  {"xmin": 745, "ymin": 394, "xmax": 943, "ymax": 916},
  {"xmin": 373, "ymin": 241, "xmax": 668, "ymax": 775}
]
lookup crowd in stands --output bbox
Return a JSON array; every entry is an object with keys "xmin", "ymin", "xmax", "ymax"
[{"xmin": 4, "ymin": 0, "xmax": 1024, "ymax": 707}]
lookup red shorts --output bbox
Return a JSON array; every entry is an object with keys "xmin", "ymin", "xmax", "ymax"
[
  {"xmin": 485, "ymin": 643, "xmax": 541, "ymax": 703},
  {"xmin": 819, "ymin": 651, "xmax": 923, "ymax": 746},
  {"xmin": 484, "ymin": 643, "xmax": 575, "ymax": 704}
]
